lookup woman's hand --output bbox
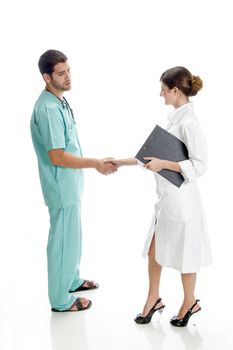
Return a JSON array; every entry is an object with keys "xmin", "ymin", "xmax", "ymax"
[{"xmin": 143, "ymin": 157, "xmax": 164, "ymax": 172}]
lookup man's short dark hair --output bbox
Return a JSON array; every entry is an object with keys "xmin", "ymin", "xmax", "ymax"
[{"xmin": 38, "ymin": 49, "xmax": 68, "ymax": 75}]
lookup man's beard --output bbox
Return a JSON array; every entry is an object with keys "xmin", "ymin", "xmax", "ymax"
[{"xmin": 51, "ymin": 79, "xmax": 71, "ymax": 91}]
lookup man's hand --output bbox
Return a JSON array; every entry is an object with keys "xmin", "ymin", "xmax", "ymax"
[
  {"xmin": 108, "ymin": 159, "xmax": 123, "ymax": 168},
  {"xmin": 143, "ymin": 157, "xmax": 164, "ymax": 172},
  {"xmin": 95, "ymin": 158, "xmax": 117, "ymax": 175}
]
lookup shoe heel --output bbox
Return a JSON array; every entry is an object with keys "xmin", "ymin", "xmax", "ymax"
[
  {"xmin": 155, "ymin": 306, "xmax": 165, "ymax": 323},
  {"xmin": 134, "ymin": 299, "xmax": 165, "ymax": 325},
  {"xmin": 191, "ymin": 310, "xmax": 200, "ymax": 326}
]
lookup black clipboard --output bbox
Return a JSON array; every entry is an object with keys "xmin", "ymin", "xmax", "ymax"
[{"xmin": 135, "ymin": 125, "xmax": 189, "ymax": 187}]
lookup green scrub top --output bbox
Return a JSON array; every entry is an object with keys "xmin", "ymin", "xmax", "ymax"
[{"xmin": 30, "ymin": 90, "xmax": 84, "ymax": 209}]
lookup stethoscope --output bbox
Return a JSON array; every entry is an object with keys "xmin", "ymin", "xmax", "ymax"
[
  {"xmin": 44, "ymin": 88, "xmax": 82, "ymax": 150},
  {"xmin": 45, "ymin": 88, "xmax": 76, "ymax": 124}
]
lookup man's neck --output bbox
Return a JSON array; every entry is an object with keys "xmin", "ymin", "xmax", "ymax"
[{"xmin": 45, "ymin": 85, "xmax": 63, "ymax": 99}]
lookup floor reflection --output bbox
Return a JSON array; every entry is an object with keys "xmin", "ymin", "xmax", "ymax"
[
  {"xmin": 134, "ymin": 321, "xmax": 167, "ymax": 349},
  {"xmin": 170, "ymin": 324, "xmax": 203, "ymax": 350},
  {"xmin": 50, "ymin": 312, "xmax": 88, "ymax": 350}
]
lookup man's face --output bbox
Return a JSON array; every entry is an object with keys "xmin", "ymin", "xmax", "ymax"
[{"xmin": 47, "ymin": 61, "xmax": 72, "ymax": 92}]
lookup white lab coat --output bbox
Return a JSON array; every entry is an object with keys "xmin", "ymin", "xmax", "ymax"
[{"xmin": 142, "ymin": 102, "xmax": 213, "ymax": 273}]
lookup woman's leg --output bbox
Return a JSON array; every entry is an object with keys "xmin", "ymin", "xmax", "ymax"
[
  {"xmin": 141, "ymin": 234, "xmax": 164, "ymax": 316},
  {"xmin": 176, "ymin": 273, "xmax": 200, "ymax": 318}
]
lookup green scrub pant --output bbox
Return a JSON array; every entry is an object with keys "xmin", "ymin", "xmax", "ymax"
[{"xmin": 47, "ymin": 203, "xmax": 84, "ymax": 310}]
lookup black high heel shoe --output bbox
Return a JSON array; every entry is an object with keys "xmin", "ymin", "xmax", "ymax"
[
  {"xmin": 170, "ymin": 299, "xmax": 201, "ymax": 327},
  {"xmin": 134, "ymin": 298, "xmax": 165, "ymax": 324}
]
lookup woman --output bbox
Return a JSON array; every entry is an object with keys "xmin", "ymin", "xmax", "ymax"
[{"xmin": 113, "ymin": 66, "xmax": 212, "ymax": 327}]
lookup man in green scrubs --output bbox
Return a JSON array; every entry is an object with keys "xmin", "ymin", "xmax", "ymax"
[{"xmin": 30, "ymin": 50, "xmax": 116, "ymax": 312}]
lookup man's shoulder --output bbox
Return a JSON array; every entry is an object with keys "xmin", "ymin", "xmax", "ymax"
[
  {"xmin": 36, "ymin": 90, "xmax": 58, "ymax": 107},
  {"xmin": 34, "ymin": 90, "xmax": 62, "ymax": 115},
  {"xmin": 32, "ymin": 91, "xmax": 64, "ymax": 126}
]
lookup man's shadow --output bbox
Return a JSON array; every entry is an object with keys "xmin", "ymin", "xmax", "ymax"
[{"xmin": 50, "ymin": 312, "xmax": 88, "ymax": 350}]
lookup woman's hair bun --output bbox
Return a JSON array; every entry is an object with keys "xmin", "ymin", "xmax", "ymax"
[{"xmin": 191, "ymin": 75, "xmax": 203, "ymax": 96}]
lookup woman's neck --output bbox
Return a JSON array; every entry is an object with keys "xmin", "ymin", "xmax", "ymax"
[{"xmin": 174, "ymin": 95, "xmax": 189, "ymax": 109}]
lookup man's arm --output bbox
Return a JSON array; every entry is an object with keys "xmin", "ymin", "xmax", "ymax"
[{"xmin": 48, "ymin": 149, "xmax": 117, "ymax": 175}]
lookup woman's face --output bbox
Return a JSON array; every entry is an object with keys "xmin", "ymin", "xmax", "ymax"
[{"xmin": 160, "ymin": 82, "xmax": 177, "ymax": 106}]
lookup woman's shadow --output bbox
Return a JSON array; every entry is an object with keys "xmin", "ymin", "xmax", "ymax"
[
  {"xmin": 135, "ymin": 320, "xmax": 167, "ymax": 350},
  {"xmin": 170, "ymin": 324, "xmax": 203, "ymax": 350}
]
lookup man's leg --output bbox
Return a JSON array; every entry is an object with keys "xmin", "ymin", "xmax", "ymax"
[
  {"xmin": 47, "ymin": 204, "xmax": 84, "ymax": 311},
  {"xmin": 69, "ymin": 201, "xmax": 86, "ymax": 292}
]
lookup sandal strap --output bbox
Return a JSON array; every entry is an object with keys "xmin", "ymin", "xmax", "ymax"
[
  {"xmin": 75, "ymin": 298, "xmax": 86, "ymax": 311},
  {"xmin": 189, "ymin": 299, "xmax": 200, "ymax": 313},
  {"xmin": 148, "ymin": 298, "xmax": 162, "ymax": 313},
  {"xmin": 86, "ymin": 280, "xmax": 94, "ymax": 288},
  {"xmin": 154, "ymin": 298, "xmax": 162, "ymax": 308},
  {"xmin": 81, "ymin": 280, "xmax": 95, "ymax": 288}
]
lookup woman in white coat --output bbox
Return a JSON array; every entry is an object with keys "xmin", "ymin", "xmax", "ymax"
[{"xmin": 113, "ymin": 66, "xmax": 212, "ymax": 327}]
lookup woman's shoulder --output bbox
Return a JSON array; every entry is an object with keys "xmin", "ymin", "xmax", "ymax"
[
  {"xmin": 180, "ymin": 112, "xmax": 200, "ymax": 128},
  {"xmin": 179, "ymin": 113, "xmax": 206, "ymax": 144}
]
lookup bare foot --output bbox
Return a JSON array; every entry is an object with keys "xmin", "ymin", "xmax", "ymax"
[{"xmin": 69, "ymin": 297, "xmax": 91, "ymax": 311}]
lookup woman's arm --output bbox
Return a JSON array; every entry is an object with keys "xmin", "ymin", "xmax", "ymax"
[
  {"xmin": 178, "ymin": 121, "xmax": 207, "ymax": 181},
  {"xmin": 111, "ymin": 157, "xmax": 138, "ymax": 167},
  {"xmin": 144, "ymin": 120, "xmax": 207, "ymax": 180}
]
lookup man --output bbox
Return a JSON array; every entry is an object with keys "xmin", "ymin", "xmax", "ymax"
[{"xmin": 30, "ymin": 49, "xmax": 116, "ymax": 312}]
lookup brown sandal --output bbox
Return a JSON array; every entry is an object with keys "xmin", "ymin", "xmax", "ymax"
[
  {"xmin": 69, "ymin": 280, "xmax": 99, "ymax": 292},
  {"xmin": 51, "ymin": 297, "xmax": 92, "ymax": 312}
]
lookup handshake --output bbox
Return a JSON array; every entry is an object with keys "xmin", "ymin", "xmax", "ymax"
[
  {"xmin": 95, "ymin": 158, "xmax": 122, "ymax": 175},
  {"xmin": 95, "ymin": 157, "xmax": 137, "ymax": 175},
  {"xmin": 95, "ymin": 156, "xmax": 165, "ymax": 175}
]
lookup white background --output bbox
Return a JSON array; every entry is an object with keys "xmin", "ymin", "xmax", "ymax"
[{"xmin": 1, "ymin": 1, "xmax": 233, "ymax": 349}]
